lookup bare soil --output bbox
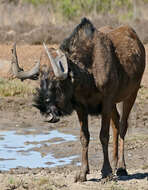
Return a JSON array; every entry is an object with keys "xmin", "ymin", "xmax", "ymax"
[{"xmin": 0, "ymin": 44, "xmax": 147, "ymax": 189}]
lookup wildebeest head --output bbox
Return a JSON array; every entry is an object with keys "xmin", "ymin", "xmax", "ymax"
[
  {"xmin": 11, "ymin": 43, "xmax": 73, "ymax": 123},
  {"xmin": 34, "ymin": 48, "xmax": 74, "ymax": 123}
]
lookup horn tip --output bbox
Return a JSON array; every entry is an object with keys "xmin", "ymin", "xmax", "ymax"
[{"xmin": 11, "ymin": 42, "xmax": 16, "ymax": 52}]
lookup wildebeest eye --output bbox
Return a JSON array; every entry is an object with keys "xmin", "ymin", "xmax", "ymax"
[{"xmin": 45, "ymin": 98, "xmax": 50, "ymax": 103}]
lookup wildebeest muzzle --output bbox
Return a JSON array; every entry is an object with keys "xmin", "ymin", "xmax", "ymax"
[{"xmin": 44, "ymin": 105, "xmax": 60, "ymax": 123}]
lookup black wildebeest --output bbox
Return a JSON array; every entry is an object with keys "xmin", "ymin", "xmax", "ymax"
[{"xmin": 11, "ymin": 18, "xmax": 145, "ymax": 182}]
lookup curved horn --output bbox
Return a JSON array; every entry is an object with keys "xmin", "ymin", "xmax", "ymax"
[
  {"xmin": 43, "ymin": 43, "xmax": 68, "ymax": 80},
  {"xmin": 11, "ymin": 43, "xmax": 40, "ymax": 81}
]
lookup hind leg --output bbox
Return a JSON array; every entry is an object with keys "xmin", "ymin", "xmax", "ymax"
[
  {"xmin": 111, "ymin": 104, "xmax": 120, "ymax": 174},
  {"xmin": 117, "ymin": 90, "xmax": 138, "ymax": 176}
]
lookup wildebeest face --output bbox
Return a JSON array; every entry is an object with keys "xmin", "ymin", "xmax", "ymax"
[
  {"xmin": 35, "ymin": 78, "xmax": 61, "ymax": 123},
  {"xmin": 34, "ymin": 74, "xmax": 74, "ymax": 123}
]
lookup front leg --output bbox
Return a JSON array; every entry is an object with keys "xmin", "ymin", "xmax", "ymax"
[
  {"xmin": 100, "ymin": 106, "xmax": 113, "ymax": 178},
  {"xmin": 74, "ymin": 109, "xmax": 90, "ymax": 182}
]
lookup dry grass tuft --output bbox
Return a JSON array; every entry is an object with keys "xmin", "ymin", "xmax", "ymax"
[{"xmin": 0, "ymin": 78, "xmax": 35, "ymax": 97}]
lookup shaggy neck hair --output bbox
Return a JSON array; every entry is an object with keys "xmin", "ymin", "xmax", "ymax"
[{"xmin": 60, "ymin": 17, "xmax": 96, "ymax": 68}]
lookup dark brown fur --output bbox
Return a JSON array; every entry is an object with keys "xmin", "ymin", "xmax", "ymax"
[{"xmin": 34, "ymin": 18, "xmax": 145, "ymax": 181}]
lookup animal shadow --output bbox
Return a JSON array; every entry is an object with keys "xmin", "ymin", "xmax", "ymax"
[
  {"xmin": 88, "ymin": 172, "xmax": 148, "ymax": 182},
  {"xmin": 118, "ymin": 172, "xmax": 148, "ymax": 181}
]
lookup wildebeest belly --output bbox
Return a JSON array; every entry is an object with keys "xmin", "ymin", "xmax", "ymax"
[
  {"xmin": 85, "ymin": 102, "xmax": 102, "ymax": 115},
  {"xmin": 74, "ymin": 90, "xmax": 102, "ymax": 115},
  {"xmin": 115, "ymin": 79, "xmax": 141, "ymax": 103}
]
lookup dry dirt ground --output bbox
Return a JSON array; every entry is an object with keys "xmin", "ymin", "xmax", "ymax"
[{"xmin": 0, "ymin": 44, "xmax": 147, "ymax": 190}]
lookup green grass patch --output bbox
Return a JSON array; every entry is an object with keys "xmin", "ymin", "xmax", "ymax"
[
  {"xmin": 8, "ymin": 177, "xmax": 15, "ymax": 184},
  {"xmin": 142, "ymin": 164, "xmax": 148, "ymax": 170},
  {"xmin": 22, "ymin": 0, "xmax": 147, "ymax": 20},
  {"xmin": 0, "ymin": 78, "xmax": 35, "ymax": 97},
  {"xmin": 23, "ymin": 0, "xmax": 48, "ymax": 6}
]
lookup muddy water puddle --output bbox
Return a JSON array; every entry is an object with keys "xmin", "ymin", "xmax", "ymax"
[{"xmin": 0, "ymin": 130, "xmax": 78, "ymax": 171}]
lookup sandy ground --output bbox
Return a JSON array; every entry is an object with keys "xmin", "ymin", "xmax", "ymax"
[{"xmin": 0, "ymin": 44, "xmax": 147, "ymax": 189}]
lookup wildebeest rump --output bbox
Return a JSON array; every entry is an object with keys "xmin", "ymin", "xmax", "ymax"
[{"xmin": 11, "ymin": 18, "xmax": 145, "ymax": 182}]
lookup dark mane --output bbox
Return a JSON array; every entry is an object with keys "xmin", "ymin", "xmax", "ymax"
[
  {"xmin": 60, "ymin": 17, "xmax": 95, "ymax": 54},
  {"xmin": 60, "ymin": 18, "xmax": 96, "ymax": 68}
]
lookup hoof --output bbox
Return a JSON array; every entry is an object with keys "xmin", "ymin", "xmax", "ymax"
[
  {"xmin": 101, "ymin": 174, "xmax": 117, "ymax": 184},
  {"xmin": 116, "ymin": 168, "xmax": 128, "ymax": 176},
  {"xmin": 101, "ymin": 168, "xmax": 112, "ymax": 179},
  {"xmin": 74, "ymin": 172, "xmax": 87, "ymax": 182}
]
